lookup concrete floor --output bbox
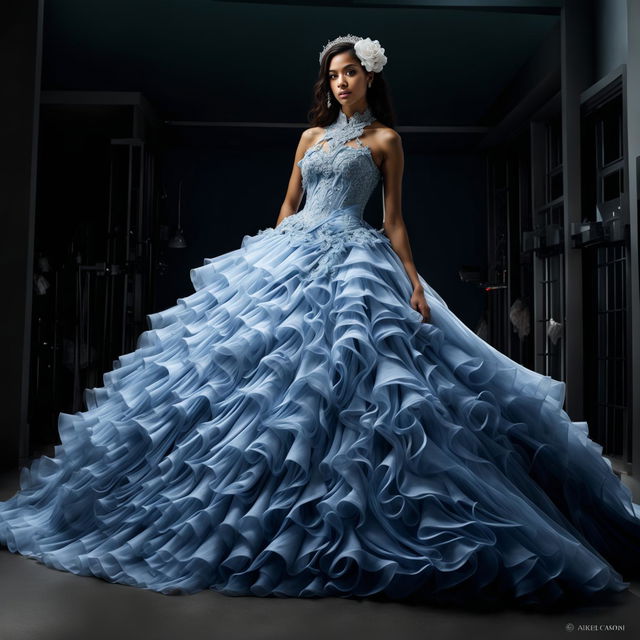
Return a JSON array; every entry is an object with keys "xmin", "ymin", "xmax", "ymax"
[{"xmin": 1, "ymin": 470, "xmax": 639, "ymax": 640}]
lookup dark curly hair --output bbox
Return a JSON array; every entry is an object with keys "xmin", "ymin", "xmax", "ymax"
[{"xmin": 307, "ymin": 41, "xmax": 397, "ymax": 129}]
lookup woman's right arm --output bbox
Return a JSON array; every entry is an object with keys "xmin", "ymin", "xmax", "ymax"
[{"xmin": 275, "ymin": 127, "xmax": 318, "ymax": 227}]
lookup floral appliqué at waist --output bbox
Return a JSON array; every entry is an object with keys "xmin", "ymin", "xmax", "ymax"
[{"xmin": 252, "ymin": 207, "xmax": 391, "ymax": 281}]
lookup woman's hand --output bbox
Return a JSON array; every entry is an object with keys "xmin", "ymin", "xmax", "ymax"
[{"xmin": 410, "ymin": 286, "xmax": 431, "ymax": 323}]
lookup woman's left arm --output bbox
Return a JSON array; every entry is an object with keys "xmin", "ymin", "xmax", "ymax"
[{"xmin": 379, "ymin": 130, "xmax": 431, "ymax": 323}]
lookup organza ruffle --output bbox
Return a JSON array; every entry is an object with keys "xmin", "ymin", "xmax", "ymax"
[{"xmin": 1, "ymin": 227, "xmax": 639, "ymax": 608}]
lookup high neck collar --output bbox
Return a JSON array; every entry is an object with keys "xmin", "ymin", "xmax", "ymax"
[
  {"xmin": 336, "ymin": 106, "xmax": 374, "ymax": 126},
  {"xmin": 320, "ymin": 105, "xmax": 376, "ymax": 151}
]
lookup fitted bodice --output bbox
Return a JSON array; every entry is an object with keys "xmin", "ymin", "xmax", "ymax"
[
  {"xmin": 254, "ymin": 107, "xmax": 390, "ymax": 281},
  {"xmin": 296, "ymin": 138, "xmax": 381, "ymax": 220}
]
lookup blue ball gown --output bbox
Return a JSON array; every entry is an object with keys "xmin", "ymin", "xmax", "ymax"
[{"xmin": 1, "ymin": 107, "xmax": 639, "ymax": 608}]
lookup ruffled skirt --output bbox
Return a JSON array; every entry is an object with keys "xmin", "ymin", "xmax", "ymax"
[{"xmin": 1, "ymin": 219, "xmax": 639, "ymax": 608}]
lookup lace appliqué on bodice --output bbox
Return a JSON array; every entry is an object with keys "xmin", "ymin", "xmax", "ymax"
[
  {"xmin": 256, "ymin": 107, "xmax": 389, "ymax": 281},
  {"xmin": 259, "ymin": 210, "xmax": 390, "ymax": 282}
]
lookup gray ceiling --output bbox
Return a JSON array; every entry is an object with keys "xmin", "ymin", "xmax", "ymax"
[{"xmin": 42, "ymin": 0, "xmax": 561, "ymax": 125}]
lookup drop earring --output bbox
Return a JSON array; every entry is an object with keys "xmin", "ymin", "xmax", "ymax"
[{"xmin": 326, "ymin": 91, "xmax": 332, "ymax": 108}]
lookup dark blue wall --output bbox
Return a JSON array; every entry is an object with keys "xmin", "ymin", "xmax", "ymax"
[
  {"xmin": 157, "ymin": 145, "xmax": 289, "ymax": 309},
  {"xmin": 403, "ymin": 151, "xmax": 487, "ymax": 330}
]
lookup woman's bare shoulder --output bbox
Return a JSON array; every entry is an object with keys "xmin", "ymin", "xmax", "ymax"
[
  {"xmin": 303, "ymin": 125, "xmax": 324, "ymax": 136},
  {"xmin": 371, "ymin": 121, "xmax": 400, "ymax": 141},
  {"xmin": 367, "ymin": 122, "xmax": 401, "ymax": 164},
  {"xmin": 301, "ymin": 126, "xmax": 325, "ymax": 146}
]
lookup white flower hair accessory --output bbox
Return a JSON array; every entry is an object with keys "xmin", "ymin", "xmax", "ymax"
[
  {"xmin": 318, "ymin": 34, "xmax": 388, "ymax": 73},
  {"xmin": 354, "ymin": 38, "xmax": 387, "ymax": 73}
]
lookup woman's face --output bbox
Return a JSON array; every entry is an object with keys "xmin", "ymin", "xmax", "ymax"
[{"xmin": 327, "ymin": 51, "xmax": 372, "ymax": 108}]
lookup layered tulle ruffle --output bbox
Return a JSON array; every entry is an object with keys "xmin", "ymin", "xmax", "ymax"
[{"xmin": 1, "ymin": 225, "xmax": 639, "ymax": 607}]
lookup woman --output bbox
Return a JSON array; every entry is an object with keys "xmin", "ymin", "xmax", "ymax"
[
  {"xmin": 1, "ymin": 34, "xmax": 639, "ymax": 609},
  {"xmin": 274, "ymin": 36, "xmax": 431, "ymax": 324}
]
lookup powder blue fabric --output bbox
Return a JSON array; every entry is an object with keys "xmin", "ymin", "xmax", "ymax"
[{"xmin": 1, "ymin": 109, "xmax": 639, "ymax": 607}]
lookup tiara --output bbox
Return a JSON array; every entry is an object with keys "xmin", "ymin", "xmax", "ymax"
[
  {"xmin": 318, "ymin": 34, "xmax": 363, "ymax": 64},
  {"xmin": 318, "ymin": 34, "xmax": 388, "ymax": 73}
]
